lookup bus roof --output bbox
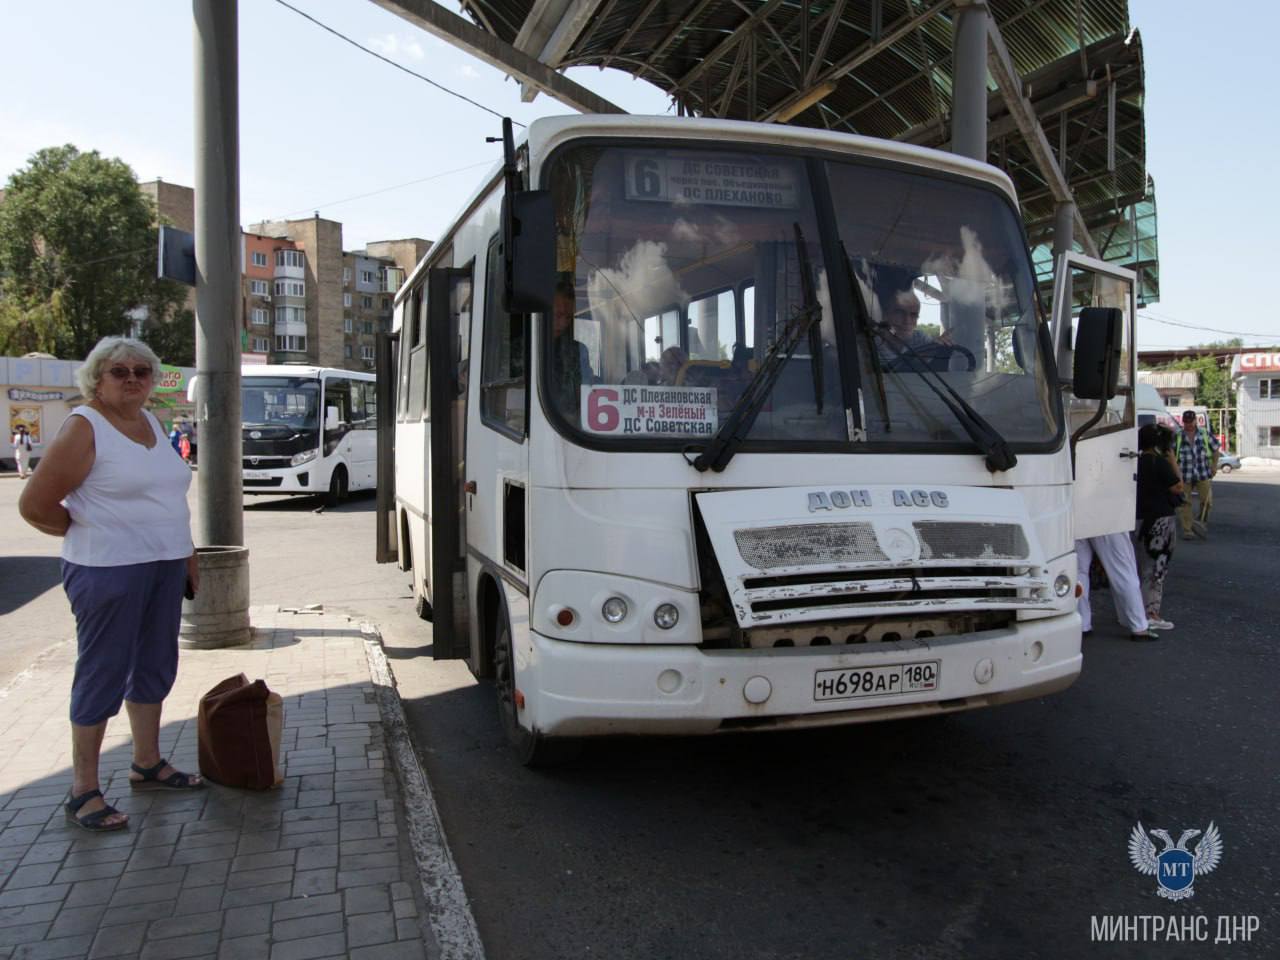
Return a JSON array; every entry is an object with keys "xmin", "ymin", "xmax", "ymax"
[
  {"xmin": 187, "ymin": 365, "xmax": 374, "ymax": 402},
  {"xmin": 528, "ymin": 114, "xmax": 1018, "ymax": 201},
  {"xmin": 241, "ymin": 364, "xmax": 375, "ymax": 381}
]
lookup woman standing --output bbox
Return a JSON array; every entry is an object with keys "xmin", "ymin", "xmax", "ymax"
[
  {"xmin": 1135, "ymin": 424, "xmax": 1184, "ymax": 632},
  {"xmin": 19, "ymin": 337, "xmax": 204, "ymax": 832}
]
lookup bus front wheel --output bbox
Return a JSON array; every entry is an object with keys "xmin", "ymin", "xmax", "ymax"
[
  {"xmin": 325, "ymin": 465, "xmax": 348, "ymax": 506},
  {"xmin": 493, "ymin": 614, "xmax": 579, "ymax": 767}
]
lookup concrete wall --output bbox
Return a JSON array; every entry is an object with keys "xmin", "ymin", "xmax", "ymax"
[
  {"xmin": 292, "ymin": 218, "xmax": 345, "ymax": 370},
  {"xmin": 365, "ymin": 239, "xmax": 432, "ymax": 280}
]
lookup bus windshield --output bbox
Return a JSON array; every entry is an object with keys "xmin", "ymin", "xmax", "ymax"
[
  {"xmin": 241, "ymin": 377, "xmax": 320, "ymax": 432},
  {"xmin": 543, "ymin": 143, "xmax": 1058, "ymax": 451}
]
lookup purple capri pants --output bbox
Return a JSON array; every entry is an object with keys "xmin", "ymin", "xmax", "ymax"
[{"xmin": 61, "ymin": 558, "xmax": 186, "ymax": 726}]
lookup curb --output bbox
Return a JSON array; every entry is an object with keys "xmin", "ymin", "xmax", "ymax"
[{"xmin": 362, "ymin": 622, "xmax": 486, "ymax": 960}]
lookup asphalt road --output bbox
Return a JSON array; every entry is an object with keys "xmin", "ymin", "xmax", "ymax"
[
  {"xmin": 2, "ymin": 472, "xmax": 1276, "ymax": 958},
  {"xmin": 377, "ymin": 474, "xmax": 1280, "ymax": 960}
]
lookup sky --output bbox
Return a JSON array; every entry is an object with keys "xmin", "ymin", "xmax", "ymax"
[{"xmin": 0, "ymin": 0, "xmax": 1276, "ymax": 350}]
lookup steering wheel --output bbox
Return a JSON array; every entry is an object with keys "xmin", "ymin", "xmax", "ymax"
[{"xmin": 940, "ymin": 343, "xmax": 977, "ymax": 372}]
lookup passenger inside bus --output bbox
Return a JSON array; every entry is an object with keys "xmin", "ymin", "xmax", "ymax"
[{"xmin": 549, "ymin": 275, "xmax": 596, "ymax": 413}]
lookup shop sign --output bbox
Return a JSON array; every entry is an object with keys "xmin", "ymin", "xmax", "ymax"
[
  {"xmin": 154, "ymin": 365, "xmax": 187, "ymax": 393},
  {"xmin": 1238, "ymin": 353, "xmax": 1280, "ymax": 372},
  {"xmin": 7, "ymin": 388, "xmax": 64, "ymax": 402}
]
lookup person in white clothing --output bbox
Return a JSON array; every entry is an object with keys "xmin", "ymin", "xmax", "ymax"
[
  {"xmin": 11, "ymin": 424, "xmax": 33, "ymax": 478},
  {"xmin": 1076, "ymin": 531, "xmax": 1157, "ymax": 641},
  {"xmin": 18, "ymin": 337, "xmax": 204, "ymax": 832}
]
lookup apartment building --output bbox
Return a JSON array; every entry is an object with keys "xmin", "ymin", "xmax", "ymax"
[
  {"xmin": 246, "ymin": 216, "xmax": 429, "ymax": 370},
  {"xmin": 140, "ymin": 179, "xmax": 430, "ymax": 370}
]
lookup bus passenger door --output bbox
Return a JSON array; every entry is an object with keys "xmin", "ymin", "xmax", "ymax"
[
  {"xmin": 467, "ymin": 235, "xmax": 531, "ymax": 676},
  {"xmin": 374, "ymin": 331, "xmax": 398, "ymax": 563},
  {"xmin": 427, "ymin": 266, "xmax": 474, "ymax": 659},
  {"xmin": 1051, "ymin": 253, "xmax": 1138, "ymax": 540}
]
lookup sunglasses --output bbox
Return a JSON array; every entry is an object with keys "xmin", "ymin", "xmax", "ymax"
[{"xmin": 106, "ymin": 365, "xmax": 154, "ymax": 381}]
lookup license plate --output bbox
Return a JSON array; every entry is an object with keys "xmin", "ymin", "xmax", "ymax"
[
  {"xmin": 814, "ymin": 661, "xmax": 941, "ymax": 701},
  {"xmin": 243, "ymin": 470, "xmax": 270, "ymax": 480}
]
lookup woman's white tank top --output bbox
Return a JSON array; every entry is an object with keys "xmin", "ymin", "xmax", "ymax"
[{"xmin": 62, "ymin": 406, "xmax": 194, "ymax": 567}]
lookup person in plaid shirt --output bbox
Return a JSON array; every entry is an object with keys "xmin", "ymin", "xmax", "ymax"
[{"xmin": 1174, "ymin": 409, "xmax": 1219, "ymax": 539}]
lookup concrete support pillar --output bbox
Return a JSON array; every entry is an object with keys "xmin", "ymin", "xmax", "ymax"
[
  {"xmin": 193, "ymin": 0, "xmax": 243, "ymax": 547},
  {"xmin": 1053, "ymin": 201, "xmax": 1076, "ymax": 258},
  {"xmin": 952, "ymin": 0, "xmax": 989, "ymax": 163}
]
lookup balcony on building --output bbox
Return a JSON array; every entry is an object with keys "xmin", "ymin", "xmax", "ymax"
[{"xmin": 274, "ymin": 249, "xmax": 306, "ymax": 280}]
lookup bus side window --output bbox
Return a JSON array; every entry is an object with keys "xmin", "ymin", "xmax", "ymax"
[
  {"xmin": 362, "ymin": 380, "xmax": 377, "ymax": 430},
  {"xmin": 349, "ymin": 377, "xmax": 367, "ymax": 428},
  {"xmin": 402, "ymin": 283, "xmax": 428, "ymax": 422},
  {"xmin": 479, "ymin": 235, "xmax": 526, "ymax": 437}
]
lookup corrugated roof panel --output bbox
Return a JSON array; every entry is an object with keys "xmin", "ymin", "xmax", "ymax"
[{"xmin": 458, "ymin": 0, "xmax": 1155, "ymax": 297}]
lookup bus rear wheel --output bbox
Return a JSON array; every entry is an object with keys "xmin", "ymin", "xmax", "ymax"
[
  {"xmin": 325, "ymin": 465, "xmax": 348, "ymax": 506},
  {"xmin": 493, "ymin": 614, "xmax": 578, "ymax": 767}
]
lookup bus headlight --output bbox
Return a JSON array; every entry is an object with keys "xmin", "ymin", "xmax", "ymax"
[
  {"xmin": 1054, "ymin": 574, "xmax": 1071, "ymax": 598},
  {"xmin": 602, "ymin": 597, "xmax": 628, "ymax": 623},
  {"xmin": 654, "ymin": 604, "xmax": 680, "ymax": 630},
  {"xmin": 290, "ymin": 449, "xmax": 317, "ymax": 467}
]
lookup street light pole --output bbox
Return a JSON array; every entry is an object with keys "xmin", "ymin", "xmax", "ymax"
[{"xmin": 193, "ymin": 0, "xmax": 243, "ymax": 547}]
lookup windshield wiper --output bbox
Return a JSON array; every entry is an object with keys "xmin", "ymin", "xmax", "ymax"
[
  {"xmin": 840, "ymin": 245, "xmax": 890, "ymax": 433},
  {"xmin": 691, "ymin": 223, "xmax": 822, "ymax": 473},
  {"xmin": 870, "ymin": 324, "xmax": 1018, "ymax": 473}
]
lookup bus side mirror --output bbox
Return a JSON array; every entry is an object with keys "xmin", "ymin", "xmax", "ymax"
[
  {"xmin": 325, "ymin": 406, "xmax": 340, "ymax": 431},
  {"xmin": 503, "ymin": 190, "xmax": 554, "ymax": 314},
  {"xmin": 1072, "ymin": 307, "xmax": 1122, "ymax": 399}
]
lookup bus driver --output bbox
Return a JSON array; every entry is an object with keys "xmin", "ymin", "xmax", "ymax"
[{"xmin": 550, "ymin": 276, "xmax": 595, "ymax": 414}]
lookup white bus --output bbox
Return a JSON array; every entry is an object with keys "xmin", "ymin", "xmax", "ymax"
[
  {"xmin": 376, "ymin": 115, "xmax": 1137, "ymax": 764},
  {"xmin": 239, "ymin": 364, "xmax": 377, "ymax": 503}
]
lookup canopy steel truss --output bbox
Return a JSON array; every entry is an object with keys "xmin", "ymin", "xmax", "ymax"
[{"xmin": 372, "ymin": 0, "xmax": 1156, "ymax": 297}]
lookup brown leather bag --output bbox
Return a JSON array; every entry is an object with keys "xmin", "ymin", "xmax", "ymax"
[{"xmin": 197, "ymin": 673, "xmax": 284, "ymax": 789}]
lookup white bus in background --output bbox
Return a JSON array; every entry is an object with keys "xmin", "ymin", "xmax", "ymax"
[
  {"xmin": 376, "ymin": 115, "xmax": 1136, "ymax": 764},
  {"xmin": 236, "ymin": 365, "xmax": 377, "ymax": 504}
]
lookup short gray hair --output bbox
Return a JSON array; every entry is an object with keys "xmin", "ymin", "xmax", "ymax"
[{"xmin": 76, "ymin": 337, "xmax": 164, "ymax": 399}]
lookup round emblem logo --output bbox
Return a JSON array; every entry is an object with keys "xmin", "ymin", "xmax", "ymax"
[{"xmin": 881, "ymin": 527, "xmax": 918, "ymax": 562}]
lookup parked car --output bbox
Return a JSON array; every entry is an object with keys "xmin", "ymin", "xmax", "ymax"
[{"xmin": 1218, "ymin": 452, "xmax": 1241, "ymax": 473}]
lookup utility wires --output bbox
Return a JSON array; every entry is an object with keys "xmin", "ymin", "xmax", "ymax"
[{"xmin": 269, "ymin": 0, "xmax": 523, "ymax": 127}]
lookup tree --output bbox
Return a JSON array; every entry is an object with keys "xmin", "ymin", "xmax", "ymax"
[
  {"xmin": 141, "ymin": 308, "xmax": 196, "ymax": 367},
  {"xmin": 0, "ymin": 288, "xmax": 63, "ymax": 355},
  {"xmin": 1165, "ymin": 354, "xmax": 1231, "ymax": 409},
  {"xmin": 0, "ymin": 145, "xmax": 186, "ymax": 360}
]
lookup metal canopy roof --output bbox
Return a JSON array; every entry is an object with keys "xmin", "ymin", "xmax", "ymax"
[{"xmin": 384, "ymin": 0, "xmax": 1158, "ymax": 302}]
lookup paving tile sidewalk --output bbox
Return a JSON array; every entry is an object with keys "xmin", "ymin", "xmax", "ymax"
[{"xmin": 0, "ymin": 607, "xmax": 432, "ymax": 960}]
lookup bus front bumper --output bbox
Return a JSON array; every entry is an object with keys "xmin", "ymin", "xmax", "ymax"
[
  {"xmin": 522, "ymin": 613, "xmax": 1082, "ymax": 737},
  {"xmin": 242, "ymin": 464, "xmax": 317, "ymax": 495}
]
